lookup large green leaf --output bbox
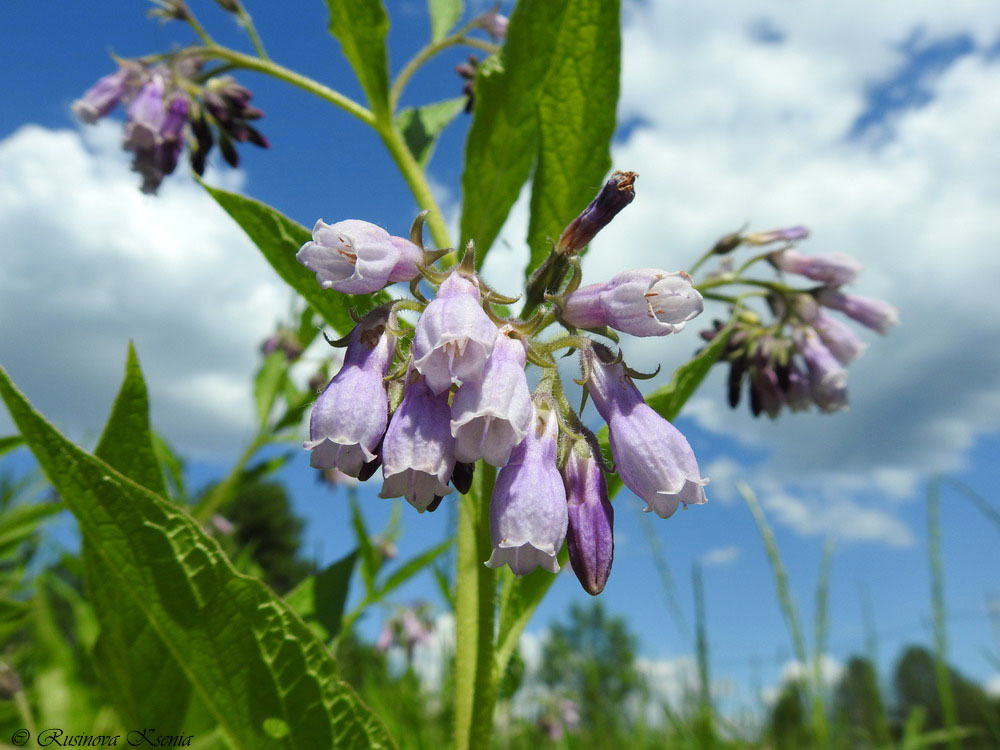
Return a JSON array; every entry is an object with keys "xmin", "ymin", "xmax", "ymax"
[
  {"xmin": 600, "ymin": 326, "xmax": 734, "ymax": 498},
  {"xmin": 459, "ymin": 0, "xmax": 621, "ymax": 272},
  {"xmin": 428, "ymin": 0, "xmax": 462, "ymax": 42},
  {"xmin": 0, "ymin": 366, "xmax": 395, "ymax": 749},
  {"xmin": 397, "ymin": 97, "xmax": 466, "ymax": 169},
  {"xmin": 325, "ymin": 0, "xmax": 391, "ymax": 118},
  {"xmin": 458, "ymin": 0, "xmax": 572, "ymax": 259},
  {"xmin": 203, "ymin": 184, "xmax": 388, "ymax": 336},
  {"xmin": 285, "ymin": 550, "xmax": 358, "ymax": 642},
  {"xmin": 525, "ymin": 0, "xmax": 620, "ymax": 274},
  {"xmin": 0, "ymin": 435, "xmax": 23, "ymax": 457},
  {"xmin": 86, "ymin": 343, "xmax": 191, "ymax": 732},
  {"xmin": 0, "ymin": 500, "xmax": 64, "ymax": 558}
]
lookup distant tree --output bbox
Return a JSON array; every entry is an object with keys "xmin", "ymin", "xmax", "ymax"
[
  {"xmin": 221, "ymin": 480, "xmax": 315, "ymax": 594},
  {"xmin": 893, "ymin": 644, "xmax": 1000, "ymax": 749},
  {"xmin": 539, "ymin": 601, "xmax": 643, "ymax": 737},
  {"xmin": 768, "ymin": 679, "xmax": 810, "ymax": 750},
  {"xmin": 834, "ymin": 655, "xmax": 891, "ymax": 748}
]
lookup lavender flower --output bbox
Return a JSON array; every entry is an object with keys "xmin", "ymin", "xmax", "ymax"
[
  {"xmin": 305, "ymin": 308, "xmax": 395, "ymax": 475},
  {"xmin": 476, "ymin": 10, "xmax": 509, "ymax": 40},
  {"xmin": 749, "ymin": 367, "xmax": 783, "ymax": 419},
  {"xmin": 784, "ymin": 364, "xmax": 813, "ymax": 412},
  {"xmin": 380, "ymin": 372, "xmax": 455, "ymax": 512},
  {"xmin": 744, "ymin": 225, "xmax": 810, "ymax": 246},
  {"xmin": 561, "ymin": 269, "xmax": 703, "ymax": 337},
  {"xmin": 72, "ymin": 65, "xmax": 142, "ymax": 123},
  {"xmin": 817, "ymin": 287, "xmax": 900, "ymax": 335},
  {"xmin": 812, "ymin": 309, "xmax": 867, "ymax": 364},
  {"xmin": 450, "ymin": 327, "xmax": 532, "ymax": 466},
  {"xmin": 769, "ymin": 248, "xmax": 862, "ymax": 287},
  {"xmin": 582, "ymin": 345, "xmax": 708, "ymax": 518},
  {"xmin": 297, "ymin": 220, "xmax": 423, "ymax": 295},
  {"xmin": 795, "ymin": 327, "xmax": 848, "ymax": 413},
  {"xmin": 131, "ymin": 94, "xmax": 189, "ymax": 194},
  {"xmin": 412, "ymin": 270, "xmax": 498, "ymax": 394},
  {"xmin": 562, "ymin": 438, "xmax": 614, "ymax": 595},
  {"xmin": 486, "ymin": 400, "xmax": 568, "ymax": 575},
  {"xmin": 122, "ymin": 72, "xmax": 168, "ymax": 152}
]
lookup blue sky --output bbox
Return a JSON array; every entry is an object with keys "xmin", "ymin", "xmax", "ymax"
[{"xmin": 2, "ymin": 0, "xmax": 1000, "ymax": 711}]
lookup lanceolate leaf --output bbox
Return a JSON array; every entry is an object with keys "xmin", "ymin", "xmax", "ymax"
[
  {"xmin": 397, "ymin": 97, "xmax": 466, "ymax": 169},
  {"xmin": 600, "ymin": 326, "xmax": 734, "ymax": 498},
  {"xmin": 0, "ymin": 366, "xmax": 396, "ymax": 750},
  {"xmin": 285, "ymin": 550, "xmax": 359, "ymax": 643},
  {"xmin": 459, "ymin": 0, "xmax": 572, "ymax": 259},
  {"xmin": 87, "ymin": 343, "xmax": 191, "ymax": 732},
  {"xmin": 428, "ymin": 0, "xmax": 462, "ymax": 42},
  {"xmin": 526, "ymin": 0, "xmax": 620, "ymax": 275},
  {"xmin": 203, "ymin": 184, "xmax": 389, "ymax": 337},
  {"xmin": 325, "ymin": 0, "xmax": 391, "ymax": 118}
]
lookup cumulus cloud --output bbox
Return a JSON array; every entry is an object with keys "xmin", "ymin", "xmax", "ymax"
[
  {"xmin": 0, "ymin": 123, "xmax": 290, "ymax": 458},
  {"xmin": 700, "ymin": 545, "xmax": 742, "ymax": 567}
]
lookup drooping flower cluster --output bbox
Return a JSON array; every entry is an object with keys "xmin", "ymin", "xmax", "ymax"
[
  {"xmin": 299, "ymin": 173, "xmax": 711, "ymax": 594},
  {"xmin": 72, "ymin": 58, "xmax": 267, "ymax": 192},
  {"xmin": 701, "ymin": 225, "xmax": 899, "ymax": 416}
]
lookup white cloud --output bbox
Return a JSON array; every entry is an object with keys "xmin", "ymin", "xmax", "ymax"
[
  {"xmin": 761, "ymin": 655, "xmax": 845, "ymax": 706},
  {"xmin": 986, "ymin": 674, "xmax": 1000, "ymax": 698},
  {"xmin": 700, "ymin": 545, "xmax": 742, "ymax": 567},
  {"xmin": 0, "ymin": 123, "xmax": 289, "ymax": 459},
  {"xmin": 560, "ymin": 2, "xmax": 1000, "ymax": 544}
]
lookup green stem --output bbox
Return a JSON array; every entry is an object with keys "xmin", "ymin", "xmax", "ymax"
[
  {"xmin": 236, "ymin": 6, "xmax": 269, "ymax": 60},
  {"xmin": 390, "ymin": 28, "xmax": 496, "ymax": 111},
  {"xmin": 688, "ymin": 247, "xmax": 717, "ymax": 276},
  {"xmin": 186, "ymin": 45, "xmax": 376, "ymax": 127},
  {"xmin": 183, "ymin": 3, "xmax": 217, "ymax": 47},
  {"xmin": 376, "ymin": 122, "xmax": 454, "ymax": 252},
  {"xmin": 928, "ymin": 476, "xmax": 960, "ymax": 750},
  {"xmin": 453, "ymin": 461, "xmax": 497, "ymax": 750}
]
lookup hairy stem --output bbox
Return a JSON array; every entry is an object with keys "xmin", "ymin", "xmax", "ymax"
[
  {"xmin": 391, "ymin": 30, "xmax": 497, "ymax": 111},
  {"xmin": 453, "ymin": 461, "xmax": 497, "ymax": 750}
]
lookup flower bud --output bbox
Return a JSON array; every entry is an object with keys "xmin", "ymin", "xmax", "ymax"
[
  {"xmin": 749, "ymin": 367, "xmax": 783, "ymax": 419},
  {"xmin": 412, "ymin": 270, "xmax": 498, "ymax": 394},
  {"xmin": 296, "ymin": 219, "xmax": 423, "ymax": 295},
  {"xmin": 816, "ymin": 288, "xmax": 899, "ymax": 335},
  {"xmin": 561, "ymin": 269, "xmax": 703, "ymax": 337},
  {"xmin": 795, "ymin": 327, "xmax": 848, "ymax": 413},
  {"xmin": 486, "ymin": 401, "xmax": 568, "ymax": 575},
  {"xmin": 768, "ymin": 248, "xmax": 861, "ymax": 287},
  {"xmin": 783, "ymin": 365, "xmax": 813, "ymax": 412},
  {"xmin": 304, "ymin": 308, "xmax": 395, "ymax": 476},
  {"xmin": 450, "ymin": 328, "xmax": 532, "ymax": 466},
  {"xmin": 562, "ymin": 439, "xmax": 614, "ymax": 595},
  {"xmin": 744, "ymin": 225, "xmax": 810, "ymax": 246},
  {"xmin": 556, "ymin": 171, "xmax": 637, "ymax": 256},
  {"xmin": 380, "ymin": 372, "xmax": 455, "ymax": 512},
  {"xmin": 582, "ymin": 344, "xmax": 708, "ymax": 518},
  {"xmin": 476, "ymin": 10, "xmax": 509, "ymax": 40}
]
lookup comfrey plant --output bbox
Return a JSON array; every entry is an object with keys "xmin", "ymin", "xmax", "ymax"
[{"xmin": 0, "ymin": 3, "xmax": 898, "ymax": 749}]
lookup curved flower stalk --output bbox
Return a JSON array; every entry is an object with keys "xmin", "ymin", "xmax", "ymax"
[
  {"xmin": 485, "ymin": 399, "xmax": 568, "ymax": 575},
  {"xmin": 296, "ymin": 219, "xmax": 422, "ymax": 294},
  {"xmin": 581, "ymin": 343, "xmax": 708, "ymax": 518},
  {"xmin": 560, "ymin": 269, "xmax": 704, "ymax": 337},
  {"xmin": 412, "ymin": 269, "xmax": 498, "ymax": 394},
  {"xmin": 305, "ymin": 306, "xmax": 395, "ymax": 476},
  {"xmin": 380, "ymin": 370, "xmax": 456, "ymax": 512},
  {"xmin": 450, "ymin": 327, "xmax": 532, "ymax": 466}
]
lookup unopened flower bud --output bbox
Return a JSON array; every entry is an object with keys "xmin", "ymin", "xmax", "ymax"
[
  {"xmin": 556, "ymin": 171, "xmax": 637, "ymax": 256},
  {"xmin": 769, "ymin": 248, "xmax": 861, "ymax": 287},
  {"xmin": 816, "ymin": 288, "xmax": 899, "ymax": 335},
  {"xmin": 582, "ymin": 344, "xmax": 708, "ymax": 518},
  {"xmin": 486, "ymin": 400, "xmax": 568, "ymax": 575},
  {"xmin": 380, "ymin": 372, "xmax": 455, "ymax": 512},
  {"xmin": 562, "ymin": 438, "xmax": 614, "ymax": 595},
  {"xmin": 451, "ymin": 328, "xmax": 532, "ymax": 466},
  {"xmin": 412, "ymin": 270, "xmax": 498, "ymax": 394},
  {"xmin": 476, "ymin": 10, "xmax": 509, "ymax": 40},
  {"xmin": 304, "ymin": 308, "xmax": 395, "ymax": 476},
  {"xmin": 561, "ymin": 269, "xmax": 703, "ymax": 337},
  {"xmin": 297, "ymin": 219, "xmax": 423, "ymax": 295},
  {"xmin": 744, "ymin": 225, "xmax": 810, "ymax": 246}
]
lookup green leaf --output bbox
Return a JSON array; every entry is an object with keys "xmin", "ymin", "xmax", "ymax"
[
  {"xmin": 349, "ymin": 493, "xmax": 379, "ymax": 596},
  {"xmin": 459, "ymin": 0, "xmax": 572, "ymax": 258},
  {"xmin": 431, "ymin": 563, "xmax": 455, "ymax": 611},
  {"xmin": 0, "ymin": 366, "xmax": 396, "ymax": 749},
  {"xmin": 600, "ymin": 326, "xmax": 733, "ymax": 498},
  {"xmin": 325, "ymin": 0, "xmax": 391, "ymax": 118},
  {"xmin": 0, "ymin": 500, "xmax": 64, "ymax": 558},
  {"xmin": 254, "ymin": 351, "xmax": 287, "ymax": 426},
  {"xmin": 0, "ymin": 597, "xmax": 30, "ymax": 644},
  {"xmin": 0, "ymin": 435, "xmax": 23, "ymax": 457},
  {"xmin": 428, "ymin": 0, "xmax": 462, "ymax": 42},
  {"xmin": 285, "ymin": 550, "xmax": 359, "ymax": 642},
  {"xmin": 525, "ymin": 0, "xmax": 621, "ymax": 275},
  {"xmin": 88, "ymin": 343, "xmax": 191, "ymax": 731},
  {"xmin": 397, "ymin": 97, "xmax": 466, "ymax": 169},
  {"xmin": 153, "ymin": 430, "xmax": 188, "ymax": 503},
  {"xmin": 375, "ymin": 537, "xmax": 452, "ymax": 600},
  {"xmin": 202, "ymin": 183, "xmax": 388, "ymax": 336}
]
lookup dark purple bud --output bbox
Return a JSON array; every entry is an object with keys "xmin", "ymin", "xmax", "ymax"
[
  {"xmin": 727, "ymin": 357, "xmax": 746, "ymax": 409},
  {"xmin": 451, "ymin": 461, "xmax": 475, "ymax": 495},
  {"xmin": 425, "ymin": 495, "xmax": 444, "ymax": 513},
  {"xmin": 711, "ymin": 230, "xmax": 744, "ymax": 256},
  {"xmin": 563, "ymin": 439, "xmax": 614, "ymax": 595},
  {"xmin": 749, "ymin": 367, "xmax": 783, "ymax": 419},
  {"xmin": 357, "ymin": 449, "xmax": 383, "ymax": 482},
  {"xmin": 556, "ymin": 171, "xmax": 637, "ymax": 256},
  {"xmin": 215, "ymin": 0, "xmax": 240, "ymax": 12},
  {"xmin": 245, "ymin": 125, "xmax": 270, "ymax": 149},
  {"xmin": 218, "ymin": 132, "xmax": 240, "ymax": 167}
]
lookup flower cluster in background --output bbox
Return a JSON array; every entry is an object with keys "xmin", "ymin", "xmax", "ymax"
[
  {"xmin": 297, "ymin": 173, "xmax": 714, "ymax": 595},
  {"xmin": 72, "ymin": 57, "xmax": 267, "ymax": 193},
  {"xmin": 699, "ymin": 226, "xmax": 899, "ymax": 418}
]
